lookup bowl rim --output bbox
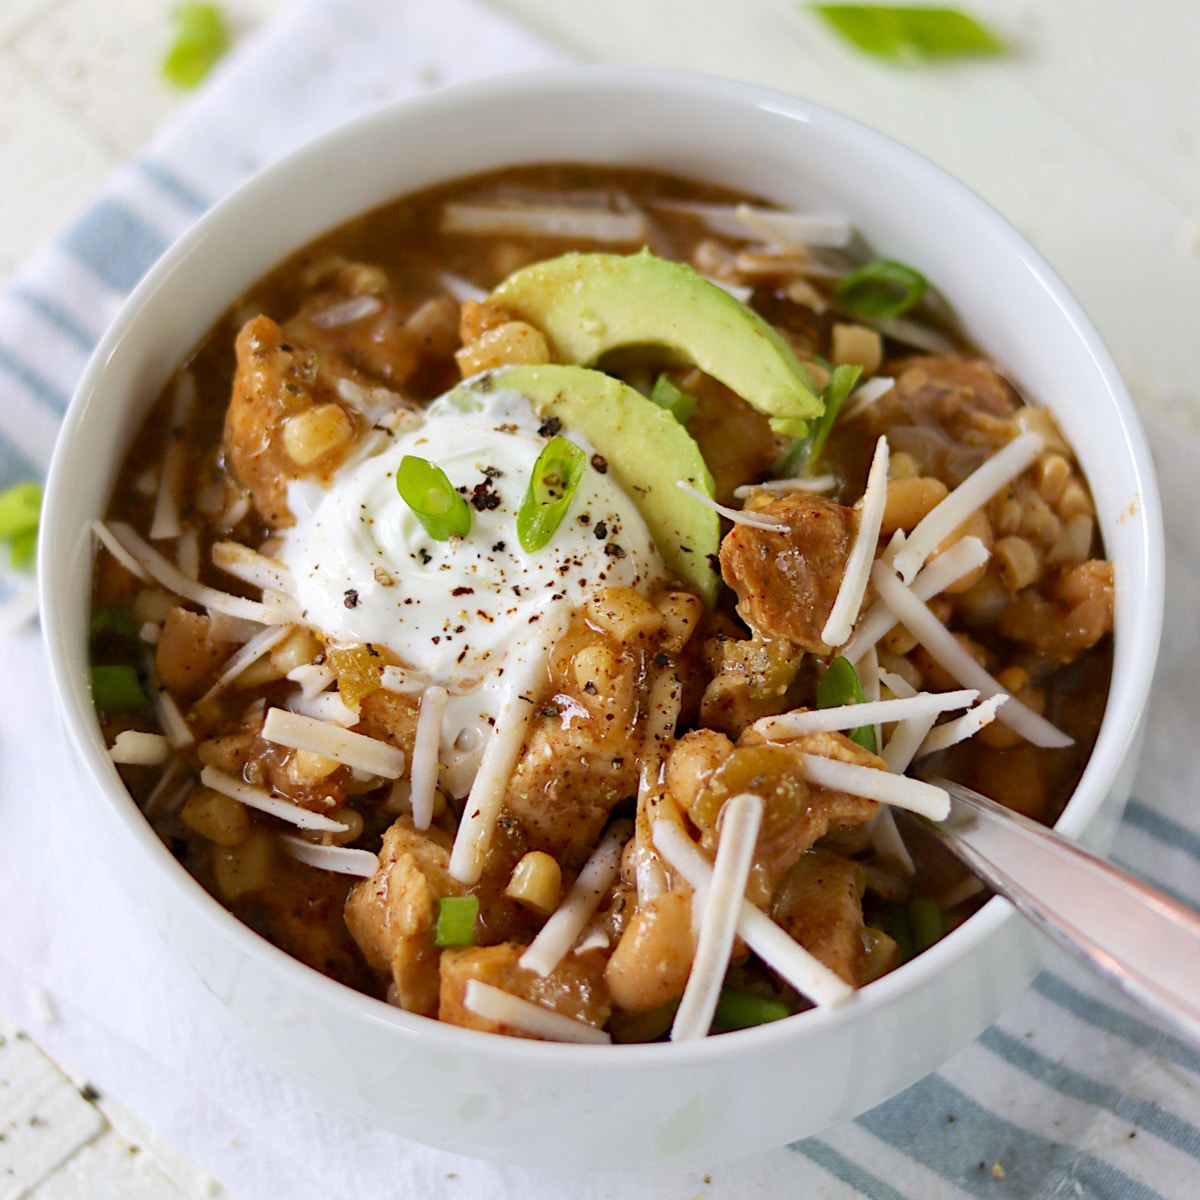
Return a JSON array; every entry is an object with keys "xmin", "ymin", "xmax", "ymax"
[{"xmin": 39, "ymin": 63, "xmax": 1166, "ymax": 1068}]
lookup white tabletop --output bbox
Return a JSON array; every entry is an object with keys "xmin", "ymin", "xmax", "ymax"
[{"xmin": 2, "ymin": 1, "xmax": 1196, "ymax": 1195}]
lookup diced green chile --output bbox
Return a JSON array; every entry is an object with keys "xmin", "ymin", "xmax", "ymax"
[
  {"xmin": 396, "ymin": 455, "xmax": 472, "ymax": 541},
  {"xmin": 834, "ymin": 258, "xmax": 928, "ymax": 320},
  {"xmin": 714, "ymin": 988, "xmax": 791, "ymax": 1030},
  {"xmin": 433, "ymin": 895, "xmax": 479, "ymax": 947},
  {"xmin": 907, "ymin": 897, "xmax": 943, "ymax": 953},
  {"xmin": 517, "ymin": 435, "xmax": 586, "ymax": 552},
  {"xmin": 817, "ymin": 655, "xmax": 877, "ymax": 753}
]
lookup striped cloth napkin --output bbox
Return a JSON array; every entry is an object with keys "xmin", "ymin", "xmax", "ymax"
[{"xmin": 2, "ymin": 1, "xmax": 1199, "ymax": 1197}]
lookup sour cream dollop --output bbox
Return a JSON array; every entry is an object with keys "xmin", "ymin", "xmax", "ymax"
[{"xmin": 279, "ymin": 387, "xmax": 666, "ymax": 686}]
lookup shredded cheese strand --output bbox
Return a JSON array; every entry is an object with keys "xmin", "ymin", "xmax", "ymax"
[
  {"xmin": 891, "ymin": 431, "xmax": 1043, "ymax": 583},
  {"xmin": 281, "ymin": 836, "xmax": 378, "ymax": 878},
  {"xmin": 91, "ymin": 519, "xmax": 149, "ymax": 582},
  {"xmin": 870, "ymin": 559, "xmax": 1072, "ymax": 749},
  {"xmin": 410, "ymin": 685, "xmax": 448, "ymax": 831},
  {"xmin": 462, "ymin": 980, "xmax": 612, "ymax": 1045},
  {"xmin": 262, "ymin": 707, "xmax": 405, "ymax": 778},
  {"xmin": 751, "ymin": 688, "xmax": 978, "ymax": 742},
  {"xmin": 881, "ymin": 712, "xmax": 938, "ymax": 776},
  {"xmin": 822, "ymin": 435, "xmax": 889, "ymax": 648},
  {"xmin": 839, "ymin": 376, "xmax": 896, "ymax": 423},
  {"xmin": 671, "ymin": 793, "xmax": 764, "ymax": 1041},
  {"xmin": 198, "ymin": 623, "xmax": 292, "ymax": 705},
  {"xmin": 840, "ymin": 535, "xmax": 989, "ymax": 666},
  {"xmin": 199, "ymin": 765, "xmax": 348, "ymax": 833},
  {"xmin": 149, "ymin": 372, "xmax": 195, "ymax": 541},
  {"xmin": 652, "ymin": 820, "xmax": 852, "ymax": 1007},
  {"xmin": 441, "ymin": 202, "xmax": 647, "ymax": 243},
  {"xmin": 212, "ymin": 541, "xmax": 293, "ymax": 594},
  {"xmin": 634, "ymin": 670, "xmax": 682, "ymax": 904},
  {"xmin": 103, "ymin": 521, "xmax": 295, "ymax": 625},
  {"xmin": 799, "ymin": 753, "xmax": 950, "ymax": 820},
  {"xmin": 675, "ymin": 479, "xmax": 787, "ymax": 530},
  {"xmin": 733, "ymin": 475, "xmax": 837, "ymax": 499},
  {"xmin": 519, "ymin": 820, "xmax": 632, "ymax": 978},
  {"xmin": 449, "ymin": 606, "xmax": 571, "ymax": 885},
  {"xmin": 916, "ymin": 694, "xmax": 1008, "ymax": 757},
  {"xmin": 108, "ymin": 730, "xmax": 170, "ymax": 766}
]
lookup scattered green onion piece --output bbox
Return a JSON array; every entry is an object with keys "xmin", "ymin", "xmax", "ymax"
[
  {"xmin": 90, "ymin": 664, "xmax": 151, "ymax": 712},
  {"xmin": 517, "ymin": 435, "xmax": 586, "ymax": 553},
  {"xmin": 817, "ymin": 654, "xmax": 877, "ymax": 753},
  {"xmin": 8, "ymin": 527, "xmax": 37, "ymax": 571},
  {"xmin": 162, "ymin": 3, "xmax": 231, "ymax": 89},
  {"xmin": 90, "ymin": 605, "xmax": 139, "ymax": 642},
  {"xmin": 0, "ymin": 481, "xmax": 41, "ymax": 571},
  {"xmin": 811, "ymin": 5, "xmax": 1005, "ymax": 63},
  {"xmin": 396, "ymin": 455, "xmax": 472, "ymax": 541},
  {"xmin": 649, "ymin": 374, "xmax": 698, "ymax": 425},
  {"xmin": 907, "ymin": 897, "xmax": 943, "ymax": 953},
  {"xmin": 834, "ymin": 259, "xmax": 928, "ymax": 320},
  {"xmin": 772, "ymin": 364, "xmax": 860, "ymax": 480},
  {"xmin": 433, "ymin": 895, "xmax": 479, "ymax": 947},
  {"xmin": 884, "ymin": 906, "xmax": 915, "ymax": 962},
  {"xmin": 714, "ymin": 988, "xmax": 791, "ymax": 1030}
]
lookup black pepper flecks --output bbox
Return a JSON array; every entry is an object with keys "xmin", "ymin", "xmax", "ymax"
[
  {"xmin": 343, "ymin": 589, "xmax": 359, "ymax": 609},
  {"xmin": 604, "ymin": 542, "xmax": 626, "ymax": 559},
  {"xmin": 470, "ymin": 476, "xmax": 501, "ymax": 511},
  {"xmin": 593, "ymin": 520, "xmax": 608, "ymax": 540},
  {"xmin": 591, "ymin": 453, "xmax": 608, "ymax": 474},
  {"xmin": 538, "ymin": 415, "xmax": 563, "ymax": 438}
]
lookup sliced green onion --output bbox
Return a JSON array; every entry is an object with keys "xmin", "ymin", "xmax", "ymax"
[
  {"xmin": 817, "ymin": 654, "xmax": 877, "ymax": 753},
  {"xmin": 433, "ymin": 895, "xmax": 479, "ymax": 947},
  {"xmin": 90, "ymin": 664, "xmax": 151, "ymax": 712},
  {"xmin": 772, "ymin": 364, "xmax": 861, "ymax": 479},
  {"xmin": 517, "ymin": 435, "xmax": 586, "ymax": 553},
  {"xmin": 649, "ymin": 374, "xmax": 698, "ymax": 425},
  {"xmin": 8, "ymin": 527, "xmax": 37, "ymax": 571},
  {"xmin": 90, "ymin": 605, "xmax": 138, "ymax": 643},
  {"xmin": 714, "ymin": 988, "xmax": 791, "ymax": 1030},
  {"xmin": 834, "ymin": 259, "xmax": 928, "ymax": 320},
  {"xmin": 0, "ymin": 480, "xmax": 41, "ymax": 574},
  {"xmin": 811, "ymin": 5, "xmax": 1005, "ymax": 63},
  {"xmin": 162, "ymin": 3, "xmax": 231, "ymax": 89},
  {"xmin": 907, "ymin": 897, "xmax": 943, "ymax": 953},
  {"xmin": 396, "ymin": 455, "xmax": 472, "ymax": 541}
]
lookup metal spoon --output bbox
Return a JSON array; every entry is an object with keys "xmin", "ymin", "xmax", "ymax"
[{"xmin": 917, "ymin": 777, "xmax": 1200, "ymax": 1046}]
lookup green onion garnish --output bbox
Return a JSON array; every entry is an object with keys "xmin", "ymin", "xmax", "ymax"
[
  {"xmin": 433, "ymin": 895, "xmax": 479, "ymax": 947},
  {"xmin": 811, "ymin": 5, "xmax": 1005, "ymax": 63},
  {"xmin": 396, "ymin": 455, "xmax": 472, "ymax": 541},
  {"xmin": 517, "ymin": 435, "xmax": 586, "ymax": 553},
  {"xmin": 0, "ymin": 481, "xmax": 41, "ymax": 572},
  {"xmin": 772, "ymin": 364, "xmax": 861, "ymax": 480},
  {"xmin": 817, "ymin": 654, "xmax": 877, "ymax": 754},
  {"xmin": 907, "ymin": 897, "xmax": 943, "ymax": 953},
  {"xmin": 649, "ymin": 374, "xmax": 698, "ymax": 425},
  {"xmin": 714, "ymin": 988, "xmax": 791, "ymax": 1030},
  {"xmin": 90, "ymin": 664, "xmax": 151, "ymax": 712},
  {"xmin": 162, "ymin": 3, "xmax": 231, "ymax": 89},
  {"xmin": 834, "ymin": 259, "xmax": 928, "ymax": 320},
  {"xmin": 884, "ymin": 906, "xmax": 915, "ymax": 962},
  {"xmin": 90, "ymin": 605, "xmax": 138, "ymax": 643}
]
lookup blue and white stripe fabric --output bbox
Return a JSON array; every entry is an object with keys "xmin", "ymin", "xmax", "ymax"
[{"xmin": 2, "ymin": 2, "xmax": 1198, "ymax": 1197}]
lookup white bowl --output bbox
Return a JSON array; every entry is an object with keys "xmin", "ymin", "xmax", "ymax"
[{"xmin": 40, "ymin": 67, "xmax": 1164, "ymax": 1167}]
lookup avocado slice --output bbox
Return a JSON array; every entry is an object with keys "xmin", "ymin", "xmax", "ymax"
[
  {"xmin": 445, "ymin": 364, "xmax": 720, "ymax": 604},
  {"xmin": 489, "ymin": 249, "xmax": 822, "ymax": 430}
]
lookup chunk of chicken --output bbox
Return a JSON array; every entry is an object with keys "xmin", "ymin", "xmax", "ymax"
[
  {"xmin": 719, "ymin": 493, "xmax": 857, "ymax": 654},
  {"xmin": 154, "ymin": 606, "xmax": 237, "ymax": 698},
  {"xmin": 344, "ymin": 819, "xmax": 462, "ymax": 1016},
  {"xmin": 439, "ymin": 941, "xmax": 611, "ymax": 1037}
]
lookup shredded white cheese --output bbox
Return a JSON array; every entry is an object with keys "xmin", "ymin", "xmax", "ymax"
[
  {"xmin": 881, "ymin": 712, "xmax": 938, "ymax": 776},
  {"xmin": 286, "ymin": 691, "xmax": 359, "ymax": 727},
  {"xmin": 91, "ymin": 519, "xmax": 150, "ymax": 582},
  {"xmin": 212, "ymin": 541, "xmax": 293, "ymax": 595},
  {"xmin": 751, "ymin": 688, "xmax": 978, "ymax": 742},
  {"xmin": 891, "ymin": 431, "xmax": 1043, "ymax": 584},
  {"xmin": 199, "ymin": 765, "xmax": 348, "ymax": 833},
  {"xmin": 261, "ymin": 707, "xmax": 405, "ymax": 778},
  {"xmin": 108, "ymin": 730, "xmax": 171, "ymax": 766},
  {"xmin": 441, "ymin": 202, "xmax": 647, "ymax": 244},
  {"xmin": 176, "ymin": 528, "xmax": 200, "ymax": 581},
  {"xmin": 651, "ymin": 819, "xmax": 852, "ymax": 1007},
  {"xmin": 799, "ymin": 753, "xmax": 950, "ymax": 821},
  {"xmin": 821, "ymin": 435, "xmax": 889, "ymax": 648},
  {"xmin": 839, "ymin": 376, "xmax": 896, "ymax": 423},
  {"xmin": 675, "ymin": 479, "xmax": 787, "ymax": 531},
  {"xmin": 286, "ymin": 662, "xmax": 337, "ymax": 700},
  {"xmin": 917, "ymin": 694, "xmax": 1008, "ymax": 757},
  {"xmin": 379, "ymin": 665, "xmax": 429, "ymax": 695},
  {"xmin": 634, "ymin": 671, "xmax": 682, "ymax": 905},
  {"xmin": 870, "ymin": 559, "xmax": 1072, "ymax": 749},
  {"xmin": 733, "ymin": 475, "xmax": 838, "ymax": 500},
  {"xmin": 671, "ymin": 793, "xmax": 764, "ymax": 1041},
  {"xmin": 410, "ymin": 685, "xmax": 448, "ymax": 831},
  {"xmin": 101, "ymin": 521, "xmax": 295, "ymax": 625},
  {"xmin": 734, "ymin": 203, "xmax": 853, "ymax": 250},
  {"xmin": 868, "ymin": 807, "xmax": 915, "ymax": 875},
  {"xmin": 280, "ymin": 836, "xmax": 378, "ymax": 877},
  {"xmin": 519, "ymin": 820, "xmax": 631, "ymax": 979},
  {"xmin": 144, "ymin": 653, "xmax": 194, "ymax": 750},
  {"xmin": 198, "ymin": 623, "xmax": 292, "ymax": 705},
  {"xmin": 462, "ymin": 980, "xmax": 612, "ymax": 1045},
  {"xmin": 449, "ymin": 606, "xmax": 571, "ymax": 885},
  {"xmin": 840, "ymin": 535, "xmax": 989, "ymax": 666}
]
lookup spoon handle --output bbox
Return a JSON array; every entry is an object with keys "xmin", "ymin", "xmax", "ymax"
[{"xmin": 922, "ymin": 777, "xmax": 1200, "ymax": 1046}]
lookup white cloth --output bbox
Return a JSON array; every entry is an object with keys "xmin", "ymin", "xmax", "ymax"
[{"xmin": 3, "ymin": 2, "xmax": 1200, "ymax": 1197}]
